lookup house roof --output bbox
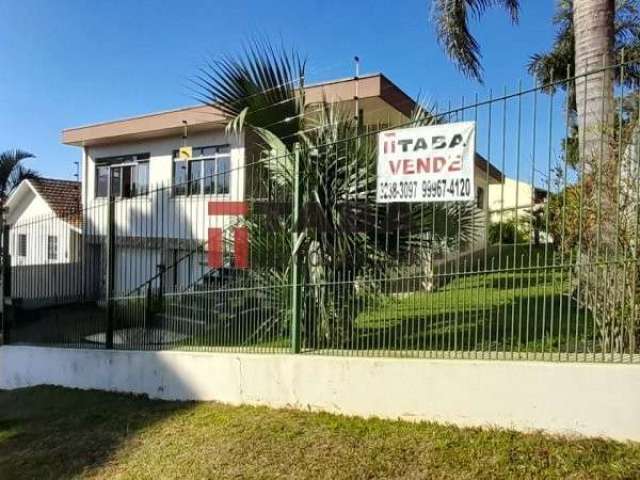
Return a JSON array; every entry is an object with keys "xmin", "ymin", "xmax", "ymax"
[
  {"xmin": 62, "ymin": 74, "xmax": 416, "ymax": 147},
  {"xmin": 61, "ymin": 72, "xmax": 503, "ymax": 182},
  {"xmin": 475, "ymin": 154, "xmax": 503, "ymax": 182},
  {"xmin": 7, "ymin": 178, "xmax": 82, "ymax": 228}
]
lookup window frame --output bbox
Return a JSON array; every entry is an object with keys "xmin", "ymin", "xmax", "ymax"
[
  {"xmin": 47, "ymin": 235, "xmax": 58, "ymax": 261},
  {"xmin": 172, "ymin": 144, "xmax": 231, "ymax": 197},
  {"xmin": 95, "ymin": 153, "xmax": 150, "ymax": 198},
  {"xmin": 17, "ymin": 234, "xmax": 27, "ymax": 257},
  {"xmin": 476, "ymin": 187, "xmax": 485, "ymax": 210}
]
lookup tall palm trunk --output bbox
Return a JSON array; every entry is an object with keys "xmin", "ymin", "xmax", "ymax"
[
  {"xmin": 573, "ymin": 0, "xmax": 616, "ymax": 252},
  {"xmin": 572, "ymin": 0, "xmax": 634, "ymax": 354}
]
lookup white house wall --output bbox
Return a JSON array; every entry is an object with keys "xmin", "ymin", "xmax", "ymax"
[
  {"xmin": 83, "ymin": 130, "xmax": 246, "ymax": 293},
  {"xmin": 84, "ymin": 130, "xmax": 246, "ymax": 240},
  {"xmin": 488, "ymin": 177, "xmax": 536, "ymax": 223},
  {"xmin": 9, "ymin": 192, "xmax": 77, "ymax": 267}
]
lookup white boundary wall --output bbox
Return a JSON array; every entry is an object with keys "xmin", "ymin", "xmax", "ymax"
[{"xmin": 1, "ymin": 346, "xmax": 639, "ymax": 441}]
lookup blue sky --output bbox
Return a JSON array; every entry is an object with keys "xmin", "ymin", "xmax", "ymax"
[{"xmin": 0, "ymin": 0, "xmax": 558, "ymax": 180}]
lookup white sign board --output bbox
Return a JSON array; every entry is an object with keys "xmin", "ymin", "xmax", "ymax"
[{"xmin": 376, "ymin": 121, "xmax": 476, "ymax": 203}]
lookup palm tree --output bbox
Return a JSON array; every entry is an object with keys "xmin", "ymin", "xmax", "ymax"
[
  {"xmin": 528, "ymin": 0, "xmax": 640, "ymax": 102},
  {"xmin": 429, "ymin": 0, "xmax": 521, "ymax": 83},
  {"xmin": 0, "ymin": 149, "xmax": 38, "ymax": 206},
  {"xmin": 430, "ymin": 1, "xmax": 618, "ymax": 173},
  {"xmin": 195, "ymin": 42, "xmax": 479, "ymax": 348},
  {"xmin": 431, "ymin": 1, "xmax": 637, "ymax": 351},
  {"xmin": 0, "ymin": 149, "xmax": 38, "ymax": 319}
]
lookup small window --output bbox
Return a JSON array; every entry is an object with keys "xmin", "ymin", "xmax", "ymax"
[
  {"xmin": 17, "ymin": 234, "xmax": 27, "ymax": 257},
  {"xmin": 95, "ymin": 153, "xmax": 150, "ymax": 198},
  {"xmin": 173, "ymin": 145, "xmax": 230, "ymax": 196},
  {"xmin": 476, "ymin": 187, "xmax": 484, "ymax": 209},
  {"xmin": 96, "ymin": 165, "xmax": 109, "ymax": 197},
  {"xmin": 133, "ymin": 161, "xmax": 149, "ymax": 196},
  {"xmin": 47, "ymin": 236, "xmax": 58, "ymax": 260}
]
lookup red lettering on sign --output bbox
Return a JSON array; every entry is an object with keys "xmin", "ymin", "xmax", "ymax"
[
  {"xmin": 388, "ymin": 160, "xmax": 401, "ymax": 174},
  {"xmin": 416, "ymin": 158, "xmax": 430, "ymax": 173},
  {"xmin": 433, "ymin": 157, "xmax": 445, "ymax": 172},
  {"xmin": 448, "ymin": 159, "xmax": 462, "ymax": 172},
  {"xmin": 402, "ymin": 159, "xmax": 415, "ymax": 174}
]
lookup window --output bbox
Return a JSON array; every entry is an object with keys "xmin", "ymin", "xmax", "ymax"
[
  {"xmin": 47, "ymin": 236, "xmax": 58, "ymax": 260},
  {"xmin": 476, "ymin": 187, "xmax": 484, "ymax": 209},
  {"xmin": 173, "ymin": 145, "xmax": 230, "ymax": 196},
  {"xmin": 95, "ymin": 153, "xmax": 150, "ymax": 198},
  {"xmin": 17, "ymin": 234, "xmax": 27, "ymax": 257}
]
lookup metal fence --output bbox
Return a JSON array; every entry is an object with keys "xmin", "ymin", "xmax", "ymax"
[{"xmin": 2, "ymin": 61, "xmax": 639, "ymax": 362}]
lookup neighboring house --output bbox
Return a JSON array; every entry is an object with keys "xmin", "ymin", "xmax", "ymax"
[
  {"xmin": 5, "ymin": 178, "xmax": 81, "ymax": 266},
  {"xmin": 62, "ymin": 74, "xmax": 503, "ymax": 295},
  {"xmin": 5, "ymin": 178, "xmax": 82, "ymax": 305},
  {"xmin": 488, "ymin": 176, "xmax": 547, "ymax": 223}
]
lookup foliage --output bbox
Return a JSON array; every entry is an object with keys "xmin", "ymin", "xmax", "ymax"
[
  {"xmin": 197, "ymin": 41, "xmax": 481, "ymax": 348},
  {"xmin": 0, "ymin": 149, "xmax": 38, "ymax": 204},
  {"xmin": 487, "ymin": 216, "xmax": 530, "ymax": 245},
  {"xmin": 546, "ymin": 96, "xmax": 640, "ymax": 353},
  {"xmin": 429, "ymin": 0, "xmax": 520, "ymax": 82},
  {"xmin": 528, "ymin": 0, "xmax": 640, "ymax": 112}
]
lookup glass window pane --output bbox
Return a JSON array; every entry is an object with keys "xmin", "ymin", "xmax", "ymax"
[
  {"xmin": 216, "ymin": 156, "xmax": 230, "ymax": 194},
  {"xmin": 203, "ymin": 159, "xmax": 216, "ymax": 194},
  {"xmin": 122, "ymin": 165, "xmax": 132, "ymax": 198},
  {"xmin": 189, "ymin": 160, "xmax": 202, "ymax": 195},
  {"xmin": 132, "ymin": 161, "xmax": 149, "ymax": 196},
  {"xmin": 18, "ymin": 234, "xmax": 27, "ymax": 257},
  {"xmin": 174, "ymin": 160, "xmax": 188, "ymax": 195},
  {"xmin": 110, "ymin": 167, "xmax": 122, "ymax": 197},
  {"xmin": 47, "ymin": 236, "xmax": 58, "ymax": 260},
  {"xmin": 96, "ymin": 166, "xmax": 109, "ymax": 197}
]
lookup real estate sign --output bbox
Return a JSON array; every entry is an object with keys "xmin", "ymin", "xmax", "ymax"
[{"xmin": 376, "ymin": 121, "xmax": 476, "ymax": 203}]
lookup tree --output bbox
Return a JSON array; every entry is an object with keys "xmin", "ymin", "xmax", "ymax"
[
  {"xmin": 431, "ymin": 1, "xmax": 640, "ymax": 353},
  {"xmin": 0, "ymin": 149, "xmax": 38, "ymax": 206},
  {"xmin": 195, "ymin": 42, "xmax": 479, "ymax": 348},
  {"xmin": 430, "ymin": 0, "xmax": 520, "ymax": 83},
  {"xmin": 431, "ymin": 0, "xmax": 620, "ymax": 245},
  {"xmin": 528, "ymin": 0, "xmax": 640, "ymax": 108}
]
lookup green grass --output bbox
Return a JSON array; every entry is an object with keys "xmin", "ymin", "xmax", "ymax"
[
  {"xmin": 354, "ymin": 250, "xmax": 596, "ymax": 355},
  {"xmin": 0, "ymin": 386, "xmax": 639, "ymax": 479}
]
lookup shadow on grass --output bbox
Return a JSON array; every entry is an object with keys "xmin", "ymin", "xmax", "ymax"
[
  {"xmin": 353, "ymin": 292, "xmax": 595, "ymax": 354},
  {"xmin": 0, "ymin": 386, "xmax": 191, "ymax": 480}
]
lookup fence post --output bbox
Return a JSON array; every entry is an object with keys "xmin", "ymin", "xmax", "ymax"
[
  {"xmin": 290, "ymin": 143, "xmax": 303, "ymax": 353},
  {"xmin": 105, "ymin": 197, "xmax": 115, "ymax": 349},
  {"xmin": 1, "ymin": 225, "xmax": 11, "ymax": 345}
]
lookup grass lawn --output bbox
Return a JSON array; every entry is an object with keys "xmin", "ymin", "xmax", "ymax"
[
  {"xmin": 354, "ymin": 247, "xmax": 598, "ymax": 355},
  {"xmin": 0, "ymin": 387, "xmax": 639, "ymax": 479}
]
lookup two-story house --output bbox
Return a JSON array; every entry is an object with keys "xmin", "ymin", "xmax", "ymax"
[{"xmin": 62, "ymin": 74, "xmax": 503, "ymax": 296}]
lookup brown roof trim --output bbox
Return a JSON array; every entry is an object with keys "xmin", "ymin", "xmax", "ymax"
[
  {"xmin": 62, "ymin": 74, "xmax": 417, "ymax": 147},
  {"xmin": 474, "ymin": 153, "xmax": 503, "ymax": 182},
  {"xmin": 63, "ymin": 105, "xmax": 227, "ymax": 147},
  {"xmin": 378, "ymin": 74, "xmax": 417, "ymax": 118}
]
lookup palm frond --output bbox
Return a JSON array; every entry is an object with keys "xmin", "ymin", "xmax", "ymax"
[
  {"xmin": 0, "ymin": 149, "xmax": 37, "ymax": 202},
  {"xmin": 8, "ymin": 165, "xmax": 40, "ymax": 194},
  {"xmin": 430, "ymin": 0, "xmax": 520, "ymax": 83},
  {"xmin": 529, "ymin": 0, "xmax": 640, "ymax": 103},
  {"xmin": 194, "ymin": 39, "xmax": 306, "ymax": 144}
]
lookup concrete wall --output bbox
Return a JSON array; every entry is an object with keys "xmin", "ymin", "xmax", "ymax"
[{"xmin": 1, "ymin": 345, "xmax": 639, "ymax": 441}]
